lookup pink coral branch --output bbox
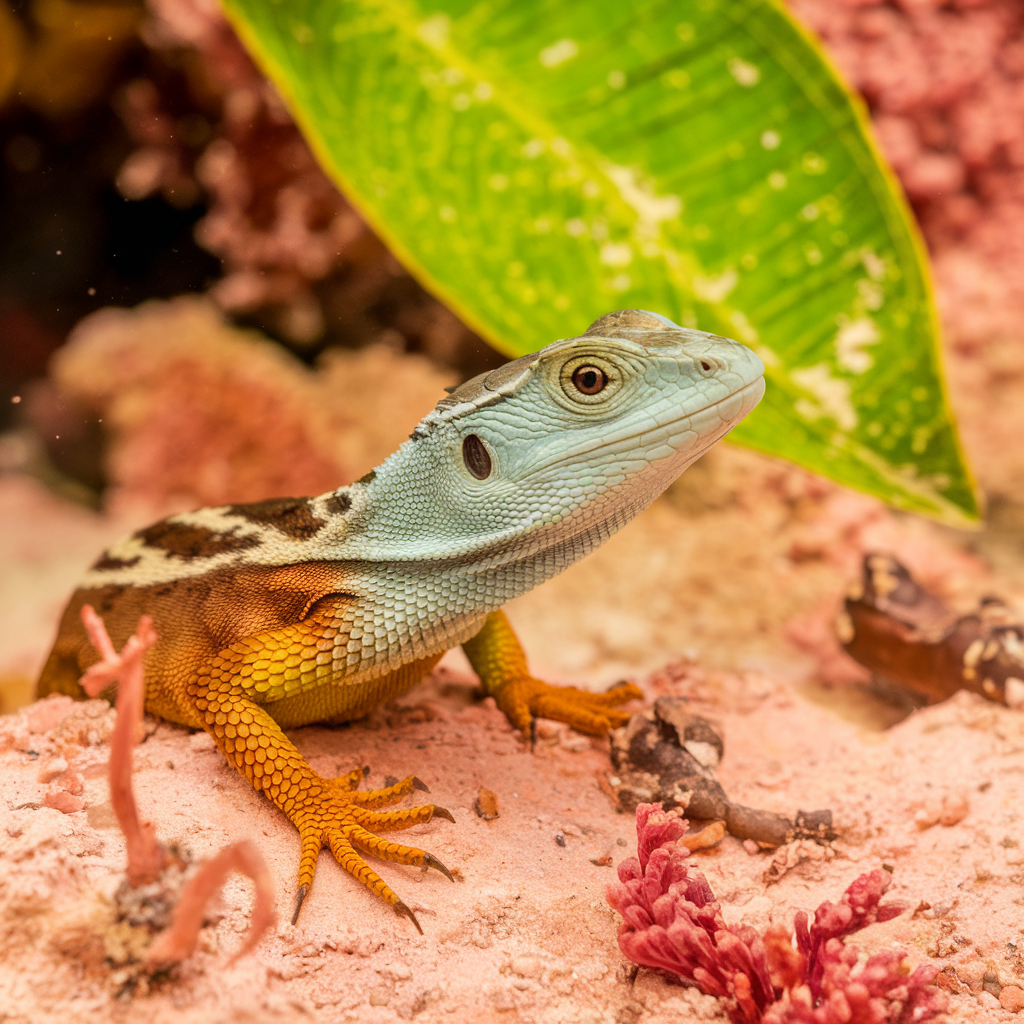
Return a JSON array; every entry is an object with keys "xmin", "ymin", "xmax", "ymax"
[
  {"xmin": 608, "ymin": 804, "xmax": 946, "ymax": 1024},
  {"xmin": 79, "ymin": 605, "xmax": 166, "ymax": 886},
  {"xmin": 145, "ymin": 840, "xmax": 276, "ymax": 966}
]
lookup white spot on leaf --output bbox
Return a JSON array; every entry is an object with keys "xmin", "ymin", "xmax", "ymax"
[
  {"xmin": 417, "ymin": 14, "xmax": 450, "ymax": 48},
  {"xmin": 540, "ymin": 39, "xmax": 579, "ymax": 68},
  {"xmin": 693, "ymin": 267, "xmax": 738, "ymax": 303},
  {"xmin": 608, "ymin": 70, "xmax": 626, "ymax": 89},
  {"xmin": 768, "ymin": 171, "xmax": 787, "ymax": 190},
  {"xmin": 861, "ymin": 250, "xmax": 886, "ymax": 281},
  {"xmin": 802, "ymin": 152, "xmax": 827, "ymax": 175},
  {"xmin": 600, "ymin": 242, "xmax": 633, "ymax": 267},
  {"xmin": 603, "ymin": 164, "xmax": 682, "ymax": 231},
  {"xmin": 522, "ymin": 139, "xmax": 545, "ymax": 159},
  {"xmin": 730, "ymin": 311, "xmax": 762, "ymax": 347},
  {"xmin": 793, "ymin": 364, "xmax": 857, "ymax": 431},
  {"xmin": 761, "ymin": 130, "xmax": 780, "ymax": 150},
  {"xmin": 835, "ymin": 316, "xmax": 880, "ymax": 374},
  {"xmin": 857, "ymin": 278, "xmax": 884, "ymax": 311},
  {"xmin": 728, "ymin": 58, "xmax": 760, "ymax": 86}
]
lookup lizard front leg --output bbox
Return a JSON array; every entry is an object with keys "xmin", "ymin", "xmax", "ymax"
[
  {"xmin": 185, "ymin": 607, "xmax": 454, "ymax": 929},
  {"xmin": 461, "ymin": 610, "xmax": 641, "ymax": 737}
]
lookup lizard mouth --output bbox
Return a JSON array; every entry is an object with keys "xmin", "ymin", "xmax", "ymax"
[{"xmin": 531, "ymin": 377, "xmax": 765, "ymax": 476}]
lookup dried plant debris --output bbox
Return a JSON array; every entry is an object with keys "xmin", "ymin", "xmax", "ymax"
[
  {"xmin": 609, "ymin": 698, "xmax": 834, "ymax": 849},
  {"xmin": 473, "ymin": 787, "xmax": 500, "ymax": 821},
  {"xmin": 840, "ymin": 553, "xmax": 1024, "ymax": 708},
  {"xmin": 78, "ymin": 606, "xmax": 275, "ymax": 986},
  {"xmin": 607, "ymin": 804, "xmax": 947, "ymax": 1024}
]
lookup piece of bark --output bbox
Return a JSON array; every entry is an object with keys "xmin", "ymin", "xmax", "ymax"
[
  {"xmin": 473, "ymin": 787, "xmax": 499, "ymax": 821},
  {"xmin": 840, "ymin": 553, "xmax": 1024, "ymax": 706}
]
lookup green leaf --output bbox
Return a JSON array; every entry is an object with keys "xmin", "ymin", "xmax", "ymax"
[{"xmin": 223, "ymin": 0, "xmax": 978, "ymax": 524}]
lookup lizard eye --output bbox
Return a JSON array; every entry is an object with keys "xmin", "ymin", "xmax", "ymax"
[
  {"xmin": 558, "ymin": 355, "xmax": 620, "ymax": 406},
  {"xmin": 571, "ymin": 365, "xmax": 607, "ymax": 395},
  {"xmin": 462, "ymin": 434, "xmax": 492, "ymax": 479}
]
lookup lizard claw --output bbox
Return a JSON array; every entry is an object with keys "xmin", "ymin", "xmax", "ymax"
[
  {"xmin": 291, "ymin": 883, "xmax": 309, "ymax": 926},
  {"xmin": 291, "ymin": 771, "xmax": 456, "ymax": 928},
  {"xmin": 422, "ymin": 853, "xmax": 455, "ymax": 882},
  {"xmin": 394, "ymin": 900, "xmax": 423, "ymax": 935}
]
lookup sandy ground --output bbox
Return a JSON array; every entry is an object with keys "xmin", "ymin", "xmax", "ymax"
[{"xmin": 3, "ymin": 643, "xmax": 1024, "ymax": 1023}]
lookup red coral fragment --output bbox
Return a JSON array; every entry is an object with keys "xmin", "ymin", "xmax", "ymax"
[
  {"xmin": 146, "ymin": 840, "xmax": 276, "ymax": 967},
  {"xmin": 80, "ymin": 605, "xmax": 165, "ymax": 886},
  {"xmin": 79, "ymin": 607, "xmax": 276, "ymax": 965},
  {"xmin": 607, "ymin": 804, "xmax": 946, "ymax": 1024}
]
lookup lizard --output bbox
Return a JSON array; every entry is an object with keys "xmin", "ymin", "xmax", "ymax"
[{"xmin": 37, "ymin": 308, "xmax": 765, "ymax": 930}]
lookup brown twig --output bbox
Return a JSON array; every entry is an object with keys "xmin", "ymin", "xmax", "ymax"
[
  {"xmin": 610, "ymin": 698, "xmax": 835, "ymax": 849},
  {"xmin": 146, "ymin": 840, "xmax": 276, "ymax": 966},
  {"xmin": 80, "ymin": 605, "xmax": 166, "ymax": 886}
]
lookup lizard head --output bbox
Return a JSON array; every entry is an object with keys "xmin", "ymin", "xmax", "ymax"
[{"xmin": 364, "ymin": 310, "xmax": 764, "ymax": 560}]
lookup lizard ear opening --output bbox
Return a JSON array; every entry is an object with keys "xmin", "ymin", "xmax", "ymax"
[{"xmin": 462, "ymin": 434, "xmax": 493, "ymax": 480}]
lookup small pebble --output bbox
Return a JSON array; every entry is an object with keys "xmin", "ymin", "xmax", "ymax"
[
  {"xmin": 983, "ymin": 971, "xmax": 1003, "ymax": 997},
  {"xmin": 555, "ymin": 833, "xmax": 566, "ymax": 847},
  {"xmin": 43, "ymin": 791, "xmax": 85, "ymax": 814},
  {"xmin": 1000, "ymin": 985, "xmax": 1024, "ymax": 1013},
  {"xmin": 939, "ymin": 793, "xmax": 969, "ymax": 827},
  {"xmin": 37, "ymin": 757, "xmax": 68, "ymax": 783},
  {"xmin": 958, "ymin": 960, "xmax": 987, "ymax": 991},
  {"xmin": 682, "ymin": 820, "xmax": 726, "ymax": 851},
  {"xmin": 58, "ymin": 772, "xmax": 84, "ymax": 795},
  {"xmin": 743, "ymin": 839, "xmax": 760, "ymax": 856}
]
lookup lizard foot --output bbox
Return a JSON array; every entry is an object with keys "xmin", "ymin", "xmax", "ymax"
[
  {"xmin": 494, "ymin": 677, "xmax": 643, "ymax": 737},
  {"xmin": 292, "ymin": 770, "xmax": 455, "ymax": 929}
]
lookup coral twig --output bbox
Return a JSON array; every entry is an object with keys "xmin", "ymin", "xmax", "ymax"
[
  {"xmin": 80, "ymin": 606, "xmax": 276, "ymax": 968},
  {"xmin": 80, "ymin": 605, "xmax": 165, "ymax": 886},
  {"xmin": 146, "ymin": 840, "xmax": 276, "ymax": 967},
  {"xmin": 607, "ymin": 803, "xmax": 947, "ymax": 1024}
]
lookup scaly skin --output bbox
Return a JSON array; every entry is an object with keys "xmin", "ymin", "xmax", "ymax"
[{"xmin": 38, "ymin": 309, "xmax": 765, "ymax": 926}]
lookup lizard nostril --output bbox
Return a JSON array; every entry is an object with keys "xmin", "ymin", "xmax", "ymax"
[
  {"xmin": 700, "ymin": 360, "xmax": 712, "ymax": 372},
  {"xmin": 462, "ymin": 434, "xmax": 492, "ymax": 480}
]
